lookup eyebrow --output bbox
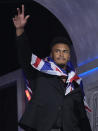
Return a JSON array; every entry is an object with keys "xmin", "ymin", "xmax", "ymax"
[{"xmin": 55, "ymin": 49, "xmax": 70, "ymax": 51}]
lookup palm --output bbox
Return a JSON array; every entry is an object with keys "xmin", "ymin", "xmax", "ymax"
[{"xmin": 13, "ymin": 5, "xmax": 30, "ymax": 29}]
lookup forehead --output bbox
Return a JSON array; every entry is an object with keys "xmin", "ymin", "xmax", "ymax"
[{"xmin": 52, "ymin": 43, "xmax": 70, "ymax": 50}]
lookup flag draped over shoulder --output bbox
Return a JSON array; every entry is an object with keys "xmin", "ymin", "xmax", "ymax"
[{"xmin": 24, "ymin": 53, "xmax": 92, "ymax": 113}]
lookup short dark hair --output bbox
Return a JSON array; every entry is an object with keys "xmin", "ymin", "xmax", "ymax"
[{"xmin": 49, "ymin": 36, "xmax": 72, "ymax": 51}]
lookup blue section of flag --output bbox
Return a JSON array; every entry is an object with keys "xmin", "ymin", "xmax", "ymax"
[
  {"xmin": 41, "ymin": 61, "xmax": 53, "ymax": 71},
  {"xmin": 66, "ymin": 61, "xmax": 75, "ymax": 71},
  {"xmin": 79, "ymin": 80, "xmax": 85, "ymax": 97}
]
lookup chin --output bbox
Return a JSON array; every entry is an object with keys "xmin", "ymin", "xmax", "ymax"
[
  {"xmin": 56, "ymin": 62, "xmax": 65, "ymax": 66},
  {"xmin": 58, "ymin": 63, "xmax": 65, "ymax": 66},
  {"xmin": 56, "ymin": 63, "xmax": 65, "ymax": 69},
  {"xmin": 56, "ymin": 61, "xmax": 66, "ymax": 65}
]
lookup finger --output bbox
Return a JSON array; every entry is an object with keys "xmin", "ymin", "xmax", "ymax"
[
  {"xmin": 12, "ymin": 18, "xmax": 15, "ymax": 22},
  {"xmin": 17, "ymin": 8, "xmax": 21, "ymax": 15},
  {"xmin": 13, "ymin": 17, "xmax": 17, "ymax": 21},
  {"xmin": 22, "ymin": 4, "xmax": 24, "ymax": 16},
  {"xmin": 25, "ymin": 15, "xmax": 30, "ymax": 20},
  {"xmin": 13, "ymin": 17, "xmax": 15, "ymax": 21},
  {"xmin": 12, "ymin": 18, "xmax": 16, "ymax": 23},
  {"xmin": 15, "ymin": 15, "xmax": 18, "ymax": 19}
]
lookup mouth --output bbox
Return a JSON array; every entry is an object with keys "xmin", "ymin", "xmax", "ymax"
[{"xmin": 57, "ymin": 58, "xmax": 66, "ymax": 60}]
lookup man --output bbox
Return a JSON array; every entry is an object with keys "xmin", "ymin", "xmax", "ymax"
[{"xmin": 13, "ymin": 4, "xmax": 92, "ymax": 131}]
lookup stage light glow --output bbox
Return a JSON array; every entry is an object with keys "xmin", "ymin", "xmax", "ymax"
[
  {"xmin": 79, "ymin": 67, "xmax": 98, "ymax": 77},
  {"xmin": 78, "ymin": 56, "xmax": 98, "ymax": 67}
]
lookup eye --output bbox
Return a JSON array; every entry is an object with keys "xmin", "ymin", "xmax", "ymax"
[
  {"xmin": 55, "ymin": 49, "xmax": 59, "ymax": 53},
  {"xmin": 63, "ymin": 50, "xmax": 70, "ymax": 53}
]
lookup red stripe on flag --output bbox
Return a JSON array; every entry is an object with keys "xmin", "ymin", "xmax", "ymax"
[
  {"xmin": 56, "ymin": 67, "xmax": 61, "ymax": 72},
  {"xmin": 85, "ymin": 105, "xmax": 92, "ymax": 112},
  {"xmin": 70, "ymin": 87, "xmax": 72, "ymax": 91},
  {"xmin": 33, "ymin": 57, "xmax": 41, "ymax": 68},
  {"xmin": 70, "ymin": 74, "xmax": 80, "ymax": 82}
]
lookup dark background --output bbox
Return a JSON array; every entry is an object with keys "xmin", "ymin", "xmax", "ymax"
[
  {"xmin": 0, "ymin": 0, "xmax": 71, "ymax": 77},
  {"xmin": 0, "ymin": 83, "xmax": 18, "ymax": 131}
]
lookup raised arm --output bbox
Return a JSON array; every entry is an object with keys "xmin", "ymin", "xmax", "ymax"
[{"xmin": 13, "ymin": 5, "xmax": 36, "ymax": 80}]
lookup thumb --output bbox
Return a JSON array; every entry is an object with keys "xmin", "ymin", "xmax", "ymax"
[{"xmin": 25, "ymin": 15, "xmax": 30, "ymax": 20}]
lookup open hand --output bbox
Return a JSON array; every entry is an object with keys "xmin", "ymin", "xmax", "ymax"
[{"xmin": 13, "ymin": 4, "xmax": 30, "ymax": 29}]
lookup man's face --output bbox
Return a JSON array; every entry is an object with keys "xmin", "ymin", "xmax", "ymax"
[{"xmin": 50, "ymin": 43, "xmax": 70, "ymax": 67}]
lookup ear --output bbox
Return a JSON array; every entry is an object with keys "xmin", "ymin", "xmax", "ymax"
[{"xmin": 68, "ymin": 54, "xmax": 71, "ymax": 61}]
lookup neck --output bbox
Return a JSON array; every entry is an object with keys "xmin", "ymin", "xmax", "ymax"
[
  {"xmin": 62, "ymin": 65, "xmax": 66, "ymax": 70},
  {"xmin": 57, "ymin": 64, "xmax": 67, "ymax": 70}
]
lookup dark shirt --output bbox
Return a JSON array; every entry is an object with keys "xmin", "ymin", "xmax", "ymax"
[{"xmin": 52, "ymin": 77, "xmax": 67, "ymax": 129}]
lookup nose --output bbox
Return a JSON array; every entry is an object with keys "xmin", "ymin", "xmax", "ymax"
[{"xmin": 60, "ymin": 51, "xmax": 64, "ymax": 57}]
